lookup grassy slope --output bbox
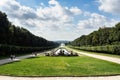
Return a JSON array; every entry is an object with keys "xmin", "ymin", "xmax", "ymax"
[{"xmin": 0, "ymin": 56, "xmax": 120, "ymax": 76}]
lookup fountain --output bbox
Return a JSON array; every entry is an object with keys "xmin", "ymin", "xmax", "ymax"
[{"xmin": 45, "ymin": 48, "xmax": 78, "ymax": 56}]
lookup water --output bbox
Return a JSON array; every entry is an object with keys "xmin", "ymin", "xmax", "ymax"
[{"xmin": 55, "ymin": 48, "xmax": 70, "ymax": 55}]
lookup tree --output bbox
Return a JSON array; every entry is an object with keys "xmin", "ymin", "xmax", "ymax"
[
  {"xmin": 70, "ymin": 23, "xmax": 120, "ymax": 46},
  {"xmin": 0, "ymin": 11, "xmax": 58, "ymax": 47}
]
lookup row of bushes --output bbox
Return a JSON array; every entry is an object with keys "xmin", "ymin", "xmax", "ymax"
[
  {"xmin": 0, "ymin": 44, "xmax": 57, "ymax": 56},
  {"xmin": 69, "ymin": 45, "xmax": 120, "ymax": 55}
]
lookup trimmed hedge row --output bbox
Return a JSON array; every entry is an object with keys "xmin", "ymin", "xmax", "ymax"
[
  {"xmin": 0, "ymin": 44, "xmax": 57, "ymax": 56},
  {"xmin": 69, "ymin": 45, "xmax": 120, "ymax": 55}
]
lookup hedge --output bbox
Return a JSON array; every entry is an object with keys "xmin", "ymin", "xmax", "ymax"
[
  {"xmin": 69, "ymin": 45, "xmax": 120, "ymax": 55},
  {"xmin": 0, "ymin": 44, "xmax": 57, "ymax": 56}
]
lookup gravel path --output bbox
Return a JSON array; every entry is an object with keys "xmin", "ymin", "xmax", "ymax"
[
  {"xmin": 0, "ymin": 54, "xmax": 39, "ymax": 65},
  {"xmin": 0, "ymin": 55, "xmax": 33, "ymax": 65},
  {"xmin": 0, "ymin": 49, "xmax": 53, "ymax": 65},
  {"xmin": 67, "ymin": 47, "xmax": 120, "ymax": 64},
  {"xmin": 79, "ymin": 52, "xmax": 120, "ymax": 64},
  {"xmin": 0, "ymin": 76, "xmax": 120, "ymax": 80}
]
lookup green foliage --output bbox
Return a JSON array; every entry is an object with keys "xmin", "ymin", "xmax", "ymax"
[
  {"xmin": 0, "ymin": 11, "xmax": 58, "ymax": 56},
  {"xmin": 70, "ymin": 23, "xmax": 120, "ymax": 46},
  {"xmin": 69, "ymin": 22, "xmax": 120, "ymax": 55},
  {"xmin": 0, "ymin": 11, "xmax": 57, "ymax": 47},
  {"xmin": 69, "ymin": 45, "xmax": 120, "ymax": 55},
  {"xmin": 0, "ymin": 44, "xmax": 57, "ymax": 57}
]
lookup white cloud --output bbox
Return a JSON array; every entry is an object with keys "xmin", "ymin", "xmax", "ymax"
[
  {"xmin": 0, "ymin": 0, "xmax": 8, "ymax": 6},
  {"xmin": 98, "ymin": 0, "xmax": 120, "ymax": 15},
  {"xmin": 0, "ymin": 0, "xmax": 119, "ymax": 40},
  {"xmin": 77, "ymin": 13, "xmax": 118, "ymax": 29},
  {"xmin": 0, "ymin": 0, "xmax": 82, "ymax": 26},
  {"xmin": 0, "ymin": 0, "xmax": 82, "ymax": 40},
  {"xmin": 70, "ymin": 7, "xmax": 82, "ymax": 15}
]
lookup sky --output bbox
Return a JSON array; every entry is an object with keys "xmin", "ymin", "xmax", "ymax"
[{"xmin": 0, "ymin": 0, "xmax": 120, "ymax": 41}]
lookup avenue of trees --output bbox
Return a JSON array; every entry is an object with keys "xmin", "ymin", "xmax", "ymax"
[
  {"xmin": 0, "ymin": 11, "xmax": 58, "ymax": 56},
  {"xmin": 69, "ymin": 23, "xmax": 120, "ymax": 55}
]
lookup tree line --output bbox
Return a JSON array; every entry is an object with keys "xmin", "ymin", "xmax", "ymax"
[
  {"xmin": 70, "ymin": 23, "xmax": 120, "ymax": 46},
  {"xmin": 0, "ymin": 11, "xmax": 58, "ymax": 47},
  {"xmin": 69, "ymin": 22, "xmax": 120, "ymax": 55},
  {"xmin": 0, "ymin": 11, "xmax": 58, "ymax": 56}
]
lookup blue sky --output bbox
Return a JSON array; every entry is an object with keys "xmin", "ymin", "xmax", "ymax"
[{"xmin": 0, "ymin": 0, "xmax": 120, "ymax": 41}]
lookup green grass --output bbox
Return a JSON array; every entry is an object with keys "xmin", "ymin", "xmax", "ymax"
[
  {"xmin": 66, "ymin": 46, "xmax": 120, "ymax": 58},
  {"xmin": 0, "ymin": 56, "xmax": 120, "ymax": 76}
]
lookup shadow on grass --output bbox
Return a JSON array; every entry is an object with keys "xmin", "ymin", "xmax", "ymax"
[{"xmin": 26, "ymin": 56, "xmax": 40, "ymax": 59}]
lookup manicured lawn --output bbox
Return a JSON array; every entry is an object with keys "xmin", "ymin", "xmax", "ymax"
[{"xmin": 0, "ymin": 56, "xmax": 120, "ymax": 76}]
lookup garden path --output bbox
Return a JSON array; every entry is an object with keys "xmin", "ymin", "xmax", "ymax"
[{"xmin": 67, "ymin": 47, "xmax": 120, "ymax": 64}]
